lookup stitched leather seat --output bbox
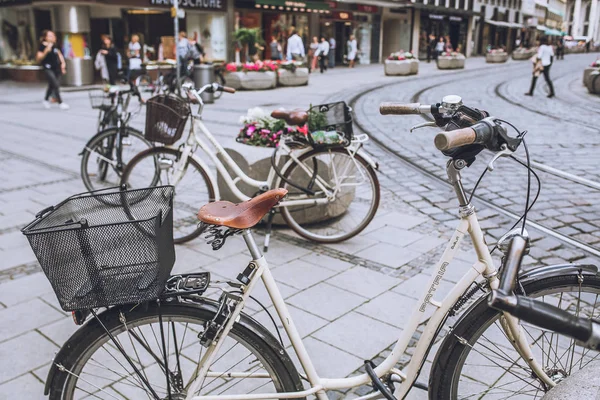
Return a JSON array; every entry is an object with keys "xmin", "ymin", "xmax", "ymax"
[
  {"xmin": 270, "ymin": 109, "xmax": 308, "ymax": 126},
  {"xmin": 197, "ymin": 189, "xmax": 288, "ymax": 229}
]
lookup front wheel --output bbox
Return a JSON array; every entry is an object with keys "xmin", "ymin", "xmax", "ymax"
[
  {"xmin": 80, "ymin": 127, "xmax": 152, "ymax": 192},
  {"xmin": 279, "ymin": 147, "xmax": 380, "ymax": 243},
  {"xmin": 430, "ymin": 274, "xmax": 600, "ymax": 399},
  {"xmin": 120, "ymin": 147, "xmax": 216, "ymax": 244},
  {"xmin": 47, "ymin": 302, "xmax": 304, "ymax": 400}
]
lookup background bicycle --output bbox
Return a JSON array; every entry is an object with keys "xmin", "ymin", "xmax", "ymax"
[
  {"xmin": 120, "ymin": 83, "xmax": 381, "ymax": 244},
  {"xmin": 81, "ymin": 83, "xmax": 152, "ymax": 191}
]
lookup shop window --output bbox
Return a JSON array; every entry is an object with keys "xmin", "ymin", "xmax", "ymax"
[
  {"xmin": 449, "ymin": 0, "xmax": 456, "ymax": 8},
  {"xmin": 514, "ymin": 11, "xmax": 520, "ymax": 23},
  {"xmin": 469, "ymin": 0, "xmax": 474, "ymax": 10},
  {"xmin": 459, "ymin": 0, "xmax": 465, "ymax": 9}
]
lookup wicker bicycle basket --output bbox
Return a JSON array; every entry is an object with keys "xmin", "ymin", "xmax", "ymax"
[
  {"xmin": 21, "ymin": 186, "xmax": 175, "ymax": 311},
  {"xmin": 307, "ymin": 101, "xmax": 354, "ymax": 147},
  {"xmin": 145, "ymin": 95, "xmax": 190, "ymax": 145}
]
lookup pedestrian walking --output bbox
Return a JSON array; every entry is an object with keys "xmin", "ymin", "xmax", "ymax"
[
  {"xmin": 36, "ymin": 29, "xmax": 69, "ymax": 110},
  {"xmin": 269, "ymin": 36, "xmax": 282, "ymax": 61},
  {"xmin": 525, "ymin": 36, "xmax": 555, "ymax": 98},
  {"xmin": 316, "ymin": 36, "xmax": 330, "ymax": 73},
  {"xmin": 435, "ymin": 36, "xmax": 445, "ymax": 57},
  {"xmin": 328, "ymin": 36, "xmax": 336, "ymax": 68},
  {"xmin": 427, "ymin": 34, "xmax": 437, "ymax": 62},
  {"xmin": 99, "ymin": 35, "xmax": 119, "ymax": 85},
  {"xmin": 556, "ymin": 38, "xmax": 564, "ymax": 60},
  {"xmin": 347, "ymin": 35, "xmax": 358, "ymax": 68},
  {"xmin": 127, "ymin": 34, "xmax": 142, "ymax": 81},
  {"xmin": 286, "ymin": 28, "xmax": 305, "ymax": 61},
  {"xmin": 177, "ymin": 31, "xmax": 191, "ymax": 75},
  {"xmin": 309, "ymin": 36, "xmax": 319, "ymax": 72}
]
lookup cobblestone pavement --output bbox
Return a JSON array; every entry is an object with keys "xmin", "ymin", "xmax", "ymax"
[{"xmin": 0, "ymin": 54, "xmax": 598, "ymax": 399}]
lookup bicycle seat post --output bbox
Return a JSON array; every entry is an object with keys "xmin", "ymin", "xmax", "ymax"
[{"xmin": 242, "ymin": 230, "xmax": 263, "ymax": 260}]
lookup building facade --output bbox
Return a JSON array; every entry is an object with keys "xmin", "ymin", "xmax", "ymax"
[{"xmin": 564, "ymin": 0, "xmax": 599, "ymax": 41}]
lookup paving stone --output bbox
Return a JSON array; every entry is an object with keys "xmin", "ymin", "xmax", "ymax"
[
  {"xmin": 312, "ymin": 312, "xmax": 400, "ymax": 360},
  {"xmin": 287, "ymin": 283, "xmax": 367, "ymax": 321},
  {"xmin": 327, "ymin": 266, "xmax": 402, "ymax": 298},
  {"xmin": 0, "ymin": 272, "xmax": 53, "ymax": 307},
  {"xmin": 392, "ymin": 273, "xmax": 455, "ymax": 300},
  {"xmin": 355, "ymin": 243, "xmax": 423, "ymax": 269},
  {"xmin": 301, "ymin": 253, "xmax": 355, "ymax": 272},
  {"xmin": 0, "ymin": 298, "xmax": 64, "ymax": 342},
  {"xmin": 0, "ymin": 373, "xmax": 45, "ymax": 399},
  {"xmin": 302, "ymin": 337, "xmax": 363, "ymax": 379},
  {"xmin": 272, "ymin": 259, "xmax": 337, "ymax": 290},
  {"xmin": 0, "ymin": 331, "xmax": 58, "ymax": 383}
]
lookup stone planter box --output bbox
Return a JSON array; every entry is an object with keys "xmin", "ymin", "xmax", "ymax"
[
  {"xmin": 583, "ymin": 67, "xmax": 599, "ymax": 86},
  {"xmin": 2, "ymin": 65, "xmax": 45, "ymax": 82},
  {"xmin": 277, "ymin": 67, "xmax": 309, "ymax": 86},
  {"xmin": 587, "ymin": 71, "xmax": 600, "ymax": 94},
  {"xmin": 437, "ymin": 56, "xmax": 465, "ymax": 70},
  {"xmin": 225, "ymin": 71, "xmax": 277, "ymax": 90},
  {"xmin": 217, "ymin": 148, "xmax": 351, "ymax": 224},
  {"xmin": 566, "ymin": 46, "xmax": 585, "ymax": 54},
  {"xmin": 384, "ymin": 59, "xmax": 419, "ymax": 76},
  {"xmin": 486, "ymin": 52, "xmax": 509, "ymax": 63},
  {"xmin": 512, "ymin": 49, "xmax": 536, "ymax": 60}
]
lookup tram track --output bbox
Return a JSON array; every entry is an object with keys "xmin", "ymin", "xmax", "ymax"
[{"xmin": 346, "ymin": 67, "xmax": 600, "ymax": 258}]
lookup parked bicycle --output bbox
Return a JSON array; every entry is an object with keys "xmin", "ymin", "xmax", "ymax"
[
  {"xmin": 81, "ymin": 83, "xmax": 152, "ymax": 191},
  {"xmin": 23, "ymin": 94, "xmax": 600, "ymax": 399},
  {"xmin": 134, "ymin": 62, "xmax": 195, "ymax": 101},
  {"xmin": 120, "ymin": 83, "xmax": 380, "ymax": 244}
]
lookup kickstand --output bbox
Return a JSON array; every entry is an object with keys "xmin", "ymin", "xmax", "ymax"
[{"xmin": 263, "ymin": 209, "xmax": 276, "ymax": 253}]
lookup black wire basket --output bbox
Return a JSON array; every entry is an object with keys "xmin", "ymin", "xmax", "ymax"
[
  {"xmin": 145, "ymin": 95, "xmax": 190, "ymax": 145},
  {"xmin": 88, "ymin": 90, "xmax": 113, "ymax": 111},
  {"xmin": 307, "ymin": 101, "xmax": 354, "ymax": 147},
  {"xmin": 22, "ymin": 186, "xmax": 175, "ymax": 311}
]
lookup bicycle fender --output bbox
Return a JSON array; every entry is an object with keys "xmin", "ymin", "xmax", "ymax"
[
  {"xmin": 45, "ymin": 298, "xmax": 304, "ymax": 395},
  {"xmin": 356, "ymin": 149, "xmax": 379, "ymax": 170},
  {"xmin": 78, "ymin": 127, "xmax": 144, "ymax": 156},
  {"xmin": 519, "ymin": 263, "xmax": 599, "ymax": 285}
]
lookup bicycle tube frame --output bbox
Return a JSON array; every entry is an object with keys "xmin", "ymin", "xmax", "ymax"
[
  {"xmin": 184, "ymin": 212, "xmax": 554, "ymax": 400},
  {"xmin": 181, "ymin": 118, "xmax": 348, "ymax": 206}
]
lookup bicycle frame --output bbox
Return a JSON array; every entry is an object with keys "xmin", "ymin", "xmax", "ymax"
[
  {"xmin": 182, "ymin": 159, "xmax": 556, "ymax": 400},
  {"xmin": 168, "ymin": 115, "xmax": 374, "ymax": 209}
]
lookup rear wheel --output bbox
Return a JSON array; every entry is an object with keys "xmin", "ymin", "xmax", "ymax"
[
  {"xmin": 47, "ymin": 302, "xmax": 304, "ymax": 400},
  {"xmin": 120, "ymin": 147, "xmax": 215, "ymax": 244},
  {"xmin": 430, "ymin": 274, "xmax": 600, "ymax": 399},
  {"xmin": 81, "ymin": 127, "xmax": 151, "ymax": 192},
  {"xmin": 280, "ymin": 147, "xmax": 380, "ymax": 243}
]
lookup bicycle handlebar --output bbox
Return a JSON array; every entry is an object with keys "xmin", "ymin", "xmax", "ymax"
[
  {"xmin": 379, "ymin": 102, "xmax": 432, "ymax": 115},
  {"xmin": 434, "ymin": 127, "xmax": 476, "ymax": 150},
  {"xmin": 489, "ymin": 236, "xmax": 600, "ymax": 350}
]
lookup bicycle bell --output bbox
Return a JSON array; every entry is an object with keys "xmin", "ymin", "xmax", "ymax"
[{"xmin": 441, "ymin": 95, "xmax": 463, "ymax": 116}]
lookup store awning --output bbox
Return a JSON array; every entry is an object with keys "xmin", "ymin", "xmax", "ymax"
[
  {"xmin": 545, "ymin": 28, "xmax": 565, "ymax": 36},
  {"xmin": 255, "ymin": 0, "xmax": 329, "ymax": 11},
  {"xmin": 485, "ymin": 19, "xmax": 523, "ymax": 29}
]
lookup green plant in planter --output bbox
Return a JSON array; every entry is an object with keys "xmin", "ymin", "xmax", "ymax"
[{"xmin": 233, "ymin": 28, "xmax": 264, "ymax": 62}]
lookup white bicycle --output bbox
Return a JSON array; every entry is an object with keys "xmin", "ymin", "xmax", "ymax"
[
  {"xmin": 41, "ymin": 96, "xmax": 600, "ymax": 400},
  {"xmin": 120, "ymin": 83, "xmax": 380, "ymax": 244}
]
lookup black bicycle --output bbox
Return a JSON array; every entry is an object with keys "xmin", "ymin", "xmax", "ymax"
[{"xmin": 81, "ymin": 83, "xmax": 152, "ymax": 191}]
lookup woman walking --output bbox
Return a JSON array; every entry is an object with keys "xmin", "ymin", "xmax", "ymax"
[
  {"xmin": 525, "ymin": 36, "xmax": 555, "ymax": 98},
  {"xmin": 100, "ymin": 35, "xmax": 119, "ymax": 85},
  {"xmin": 36, "ymin": 30, "xmax": 69, "ymax": 110},
  {"xmin": 347, "ymin": 35, "xmax": 358, "ymax": 68},
  {"xmin": 309, "ymin": 36, "xmax": 319, "ymax": 72},
  {"xmin": 127, "ymin": 34, "xmax": 142, "ymax": 81}
]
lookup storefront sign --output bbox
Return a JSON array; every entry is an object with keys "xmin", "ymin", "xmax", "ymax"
[
  {"xmin": 256, "ymin": 0, "xmax": 328, "ymax": 10},
  {"xmin": 0, "ymin": 0, "xmax": 32, "ymax": 6},
  {"xmin": 150, "ymin": 0, "xmax": 227, "ymax": 11},
  {"xmin": 356, "ymin": 4, "xmax": 378, "ymax": 13},
  {"xmin": 333, "ymin": 11, "xmax": 352, "ymax": 20},
  {"xmin": 449, "ymin": 16, "xmax": 462, "ymax": 21},
  {"xmin": 429, "ymin": 14, "xmax": 445, "ymax": 20}
]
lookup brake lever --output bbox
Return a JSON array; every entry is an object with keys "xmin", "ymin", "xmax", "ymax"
[
  {"xmin": 487, "ymin": 144, "xmax": 513, "ymax": 172},
  {"xmin": 410, "ymin": 122, "xmax": 437, "ymax": 132}
]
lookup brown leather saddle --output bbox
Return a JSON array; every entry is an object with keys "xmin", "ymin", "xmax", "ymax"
[
  {"xmin": 270, "ymin": 109, "xmax": 308, "ymax": 126},
  {"xmin": 197, "ymin": 189, "xmax": 288, "ymax": 229}
]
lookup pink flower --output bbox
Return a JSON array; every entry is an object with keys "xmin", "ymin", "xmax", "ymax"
[
  {"xmin": 247, "ymin": 125, "xmax": 256, "ymax": 135},
  {"xmin": 297, "ymin": 125, "xmax": 308, "ymax": 136},
  {"xmin": 226, "ymin": 63, "xmax": 238, "ymax": 72}
]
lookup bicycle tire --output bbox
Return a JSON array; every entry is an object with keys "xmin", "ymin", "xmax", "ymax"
[
  {"xmin": 120, "ymin": 147, "xmax": 216, "ymax": 244},
  {"xmin": 279, "ymin": 147, "xmax": 380, "ymax": 243},
  {"xmin": 80, "ymin": 127, "xmax": 151, "ymax": 192},
  {"xmin": 46, "ymin": 301, "xmax": 305, "ymax": 400},
  {"xmin": 430, "ymin": 274, "xmax": 600, "ymax": 399}
]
